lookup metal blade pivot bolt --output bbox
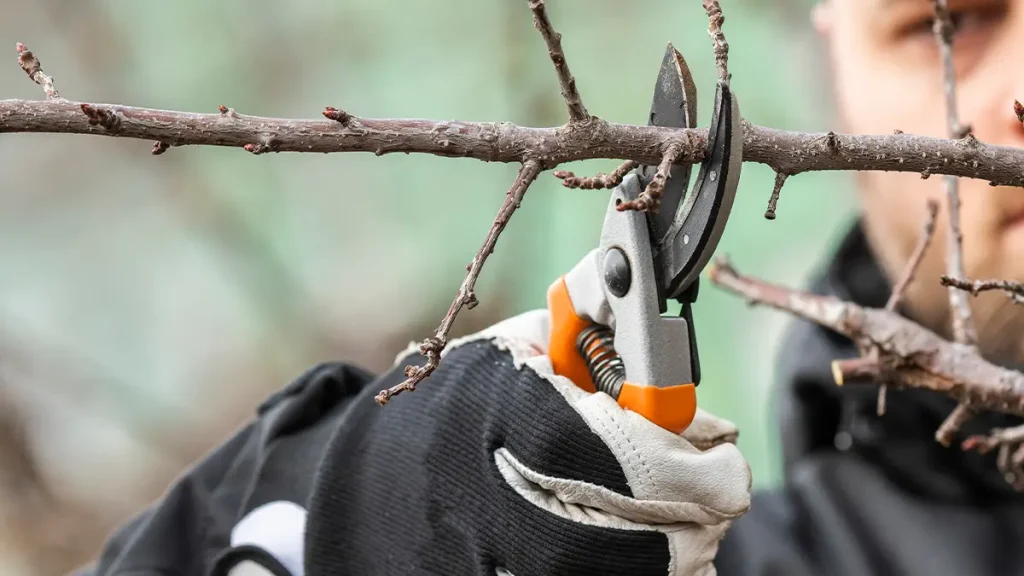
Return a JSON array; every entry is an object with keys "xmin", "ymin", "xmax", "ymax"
[{"xmin": 603, "ymin": 248, "xmax": 631, "ymax": 298}]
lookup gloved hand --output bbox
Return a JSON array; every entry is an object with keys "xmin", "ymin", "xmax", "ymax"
[{"xmin": 303, "ymin": 308, "xmax": 752, "ymax": 576}]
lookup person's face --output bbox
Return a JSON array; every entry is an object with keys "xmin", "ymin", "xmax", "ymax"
[{"xmin": 814, "ymin": 0, "xmax": 1024, "ymax": 363}]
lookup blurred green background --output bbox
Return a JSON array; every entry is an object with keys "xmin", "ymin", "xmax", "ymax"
[{"xmin": 0, "ymin": 1, "xmax": 853, "ymax": 574}]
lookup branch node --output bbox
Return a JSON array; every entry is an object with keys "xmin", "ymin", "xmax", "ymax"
[
  {"xmin": 324, "ymin": 106, "xmax": 354, "ymax": 126},
  {"xmin": 1014, "ymin": 100, "xmax": 1024, "ymax": 125},
  {"xmin": 151, "ymin": 141, "xmax": 171, "ymax": 155},
  {"xmin": 80, "ymin": 104, "xmax": 122, "ymax": 132},
  {"xmin": 218, "ymin": 104, "xmax": 239, "ymax": 118},
  {"xmin": 244, "ymin": 136, "xmax": 278, "ymax": 155}
]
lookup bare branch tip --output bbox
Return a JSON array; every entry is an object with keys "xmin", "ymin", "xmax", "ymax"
[
  {"xmin": 765, "ymin": 172, "xmax": 788, "ymax": 220},
  {"xmin": 80, "ymin": 104, "xmax": 121, "ymax": 131},
  {"xmin": 528, "ymin": 0, "xmax": 589, "ymax": 122},
  {"xmin": 701, "ymin": 0, "xmax": 730, "ymax": 83},
  {"xmin": 936, "ymin": 404, "xmax": 976, "ymax": 447},
  {"xmin": 15, "ymin": 41, "xmax": 59, "ymax": 99}
]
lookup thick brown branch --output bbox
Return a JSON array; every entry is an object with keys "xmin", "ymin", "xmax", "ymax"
[
  {"xmin": 554, "ymin": 160, "xmax": 637, "ymax": 189},
  {"xmin": 528, "ymin": 0, "xmax": 589, "ymax": 123},
  {"xmin": 708, "ymin": 257, "xmax": 1024, "ymax": 418},
  {"xmin": 7, "ymin": 99, "xmax": 1024, "ymax": 186},
  {"xmin": 375, "ymin": 159, "xmax": 542, "ymax": 405},
  {"xmin": 15, "ymin": 43, "xmax": 59, "ymax": 99},
  {"xmin": 933, "ymin": 0, "xmax": 979, "ymax": 443},
  {"xmin": 941, "ymin": 276, "xmax": 1024, "ymax": 305}
]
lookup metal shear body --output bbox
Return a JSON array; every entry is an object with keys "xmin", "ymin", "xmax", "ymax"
[{"xmin": 547, "ymin": 44, "xmax": 743, "ymax": 435}]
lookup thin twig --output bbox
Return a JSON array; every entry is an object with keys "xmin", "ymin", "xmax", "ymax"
[
  {"xmin": 617, "ymin": 141, "xmax": 683, "ymax": 212},
  {"xmin": 886, "ymin": 199, "xmax": 941, "ymax": 312},
  {"xmin": 15, "ymin": 43, "xmax": 59, "ymax": 99},
  {"xmin": 933, "ymin": 0, "xmax": 979, "ymax": 445},
  {"xmin": 554, "ymin": 160, "xmax": 638, "ymax": 189},
  {"xmin": 962, "ymin": 424, "xmax": 1024, "ymax": 491},
  {"xmin": 764, "ymin": 172, "xmax": 788, "ymax": 220},
  {"xmin": 877, "ymin": 198, "xmax": 940, "ymax": 416},
  {"xmin": 375, "ymin": 159, "xmax": 542, "ymax": 405},
  {"xmin": 702, "ymin": 0, "xmax": 730, "ymax": 84},
  {"xmin": 941, "ymin": 276, "xmax": 1024, "ymax": 305},
  {"xmin": 962, "ymin": 425, "xmax": 1024, "ymax": 454},
  {"xmin": 527, "ymin": 0, "xmax": 589, "ymax": 123}
]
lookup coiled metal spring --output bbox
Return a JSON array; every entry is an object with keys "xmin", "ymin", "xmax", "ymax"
[{"xmin": 577, "ymin": 324, "xmax": 625, "ymax": 398}]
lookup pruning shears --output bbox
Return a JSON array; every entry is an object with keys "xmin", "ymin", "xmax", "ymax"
[{"xmin": 546, "ymin": 44, "xmax": 742, "ymax": 435}]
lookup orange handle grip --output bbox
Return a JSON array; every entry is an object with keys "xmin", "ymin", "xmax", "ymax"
[
  {"xmin": 547, "ymin": 275, "xmax": 597, "ymax": 393},
  {"xmin": 617, "ymin": 382, "xmax": 697, "ymax": 435},
  {"xmin": 547, "ymin": 275, "xmax": 698, "ymax": 435}
]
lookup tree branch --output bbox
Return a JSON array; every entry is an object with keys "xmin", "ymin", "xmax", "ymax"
[
  {"xmin": 941, "ymin": 276, "xmax": 1024, "ymax": 306},
  {"xmin": 554, "ymin": 160, "xmax": 638, "ymax": 189},
  {"xmin": 962, "ymin": 424, "xmax": 1024, "ymax": 490},
  {"xmin": 886, "ymin": 199, "xmax": 941, "ymax": 312},
  {"xmin": 15, "ymin": 43, "xmax": 59, "ymax": 100},
  {"xmin": 867, "ymin": 199, "xmax": 941, "ymax": 415},
  {"xmin": 616, "ymin": 141, "xmax": 684, "ymax": 212},
  {"xmin": 5, "ymin": 99, "xmax": 1024, "ymax": 185},
  {"xmin": 933, "ymin": 0, "xmax": 979, "ymax": 445},
  {"xmin": 374, "ymin": 159, "xmax": 542, "ymax": 405},
  {"xmin": 707, "ymin": 257, "xmax": 1024, "ymax": 419},
  {"xmin": 703, "ymin": 0, "xmax": 730, "ymax": 84},
  {"xmin": 764, "ymin": 172, "xmax": 788, "ymax": 220},
  {"xmin": 528, "ymin": 0, "xmax": 589, "ymax": 123}
]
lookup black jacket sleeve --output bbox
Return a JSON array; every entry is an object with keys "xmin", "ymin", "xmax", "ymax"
[{"xmin": 75, "ymin": 362, "xmax": 376, "ymax": 576}]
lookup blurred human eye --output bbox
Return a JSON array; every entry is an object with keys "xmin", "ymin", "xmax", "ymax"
[{"xmin": 893, "ymin": 1, "xmax": 1006, "ymax": 47}]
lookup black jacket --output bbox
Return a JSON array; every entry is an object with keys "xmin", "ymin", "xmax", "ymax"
[
  {"xmin": 714, "ymin": 221, "xmax": 1024, "ymax": 576},
  {"xmin": 79, "ymin": 221, "xmax": 1024, "ymax": 576}
]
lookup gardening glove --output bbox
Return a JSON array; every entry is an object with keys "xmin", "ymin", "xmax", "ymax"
[{"xmin": 302, "ymin": 308, "xmax": 752, "ymax": 576}]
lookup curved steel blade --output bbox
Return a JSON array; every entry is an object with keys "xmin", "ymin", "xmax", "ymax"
[
  {"xmin": 640, "ymin": 43, "xmax": 698, "ymax": 250},
  {"xmin": 661, "ymin": 81, "xmax": 743, "ymax": 300}
]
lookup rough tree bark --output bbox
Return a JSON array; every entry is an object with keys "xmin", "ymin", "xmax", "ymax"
[{"xmin": 5, "ymin": 1, "xmax": 1024, "ymax": 486}]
